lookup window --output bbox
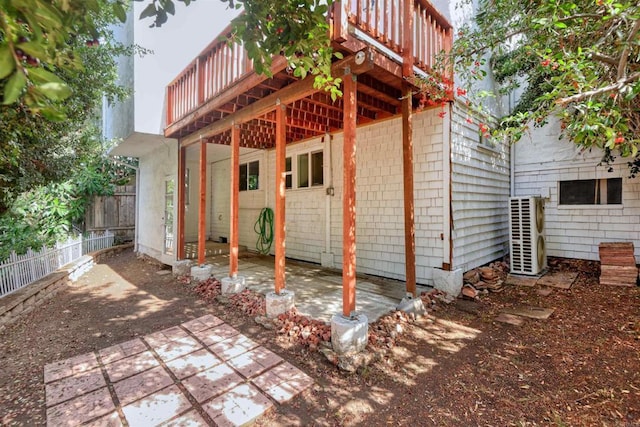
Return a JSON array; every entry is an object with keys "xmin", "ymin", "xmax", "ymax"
[
  {"xmin": 297, "ymin": 151, "xmax": 323, "ymax": 188},
  {"xmin": 239, "ymin": 160, "xmax": 259, "ymax": 191},
  {"xmin": 184, "ymin": 168, "xmax": 190, "ymax": 205},
  {"xmin": 285, "ymin": 157, "xmax": 292, "ymax": 189},
  {"xmin": 559, "ymin": 178, "xmax": 622, "ymax": 205}
]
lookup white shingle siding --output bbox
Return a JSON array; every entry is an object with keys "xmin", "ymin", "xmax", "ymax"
[
  {"xmin": 450, "ymin": 102, "xmax": 511, "ymax": 272},
  {"xmin": 514, "ymin": 118, "xmax": 640, "ymax": 261}
]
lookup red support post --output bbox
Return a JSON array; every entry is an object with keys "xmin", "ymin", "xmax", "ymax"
[
  {"xmin": 402, "ymin": 0, "xmax": 417, "ymax": 297},
  {"xmin": 198, "ymin": 140, "xmax": 207, "ymax": 265},
  {"xmin": 342, "ymin": 71, "xmax": 357, "ymax": 317},
  {"xmin": 274, "ymin": 103, "xmax": 287, "ymax": 294},
  {"xmin": 229, "ymin": 126, "xmax": 240, "ymax": 278}
]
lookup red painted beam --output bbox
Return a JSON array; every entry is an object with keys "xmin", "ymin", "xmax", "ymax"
[
  {"xmin": 342, "ymin": 72, "xmax": 357, "ymax": 317},
  {"xmin": 229, "ymin": 126, "xmax": 240, "ymax": 278},
  {"xmin": 274, "ymin": 103, "xmax": 287, "ymax": 294}
]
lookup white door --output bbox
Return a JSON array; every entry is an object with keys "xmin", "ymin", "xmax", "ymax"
[{"xmin": 164, "ymin": 177, "xmax": 175, "ymax": 255}]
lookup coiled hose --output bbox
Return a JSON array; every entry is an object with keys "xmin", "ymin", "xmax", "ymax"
[{"xmin": 254, "ymin": 207, "xmax": 274, "ymax": 254}]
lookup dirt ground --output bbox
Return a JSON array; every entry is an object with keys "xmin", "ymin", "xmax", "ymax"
[{"xmin": 1, "ymin": 249, "xmax": 639, "ymax": 426}]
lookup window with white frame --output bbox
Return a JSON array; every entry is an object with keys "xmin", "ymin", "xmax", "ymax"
[
  {"xmin": 285, "ymin": 157, "xmax": 292, "ymax": 189},
  {"xmin": 297, "ymin": 151, "xmax": 323, "ymax": 188},
  {"xmin": 239, "ymin": 160, "xmax": 259, "ymax": 191},
  {"xmin": 559, "ymin": 178, "xmax": 622, "ymax": 205}
]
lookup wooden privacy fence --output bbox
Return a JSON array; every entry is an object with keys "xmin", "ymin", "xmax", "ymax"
[
  {"xmin": 0, "ymin": 231, "xmax": 115, "ymax": 298},
  {"xmin": 85, "ymin": 183, "xmax": 135, "ymax": 241}
]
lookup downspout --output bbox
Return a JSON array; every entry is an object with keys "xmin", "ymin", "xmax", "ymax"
[
  {"xmin": 324, "ymin": 133, "xmax": 333, "ymax": 254},
  {"xmin": 442, "ymin": 103, "xmax": 453, "ymax": 270},
  {"xmin": 110, "ymin": 158, "xmax": 139, "ymax": 252}
]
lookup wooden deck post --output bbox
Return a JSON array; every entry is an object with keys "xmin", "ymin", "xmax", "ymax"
[
  {"xmin": 342, "ymin": 71, "xmax": 357, "ymax": 317},
  {"xmin": 198, "ymin": 140, "xmax": 207, "ymax": 265},
  {"xmin": 229, "ymin": 126, "xmax": 240, "ymax": 278},
  {"xmin": 177, "ymin": 144, "xmax": 186, "ymax": 260},
  {"xmin": 274, "ymin": 102, "xmax": 287, "ymax": 294},
  {"xmin": 402, "ymin": 0, "xmax": 417, "ymax": 297}
]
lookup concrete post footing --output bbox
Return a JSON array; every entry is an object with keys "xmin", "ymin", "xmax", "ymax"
[
  {"xmin": 433, "ymin": 268, "xmax": 463, "ymax": 297},
  {"xmin": 331, "ymin": 313, "xmax": 369, "ymax": 355},
  {"xmin": 396, "ymin": 296, "xmax": 426, "ymax": 316},
  {"xmin": 221, "ymin": 276, "xmax": 246, "ymax": 294},
  {"xmin": 265, "ymin": 289, "xmax": 295, "ymax": 318},
  {"xmin": 173, "ymin": 260, "xmax": 193, "ymax": 277},
  {"xmin": 190, "ymin": 265, "xmax": 213, "ymax": 282}
]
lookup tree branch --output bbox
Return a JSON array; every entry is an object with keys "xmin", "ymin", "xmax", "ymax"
[
  {"xmin": 556, "ymin": 72, "xmax": 640, "ymax": 105},
  {"xmin": 557, "ymin": 13, "xmax": 602, "ymax": 22},
  {"xmin": 617, "ymin": 18, "xmax": 640, "ymax": 80}
]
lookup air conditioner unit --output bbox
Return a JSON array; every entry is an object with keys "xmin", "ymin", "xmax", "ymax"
[{"xmin": 509, "ymin": 196, "xmax": 547, "ymax": 275}]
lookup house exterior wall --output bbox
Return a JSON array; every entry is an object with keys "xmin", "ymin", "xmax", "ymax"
[
  {"xmin": 136, "ymin": 140, "xmax": 178, "ymax": 265},
  {"xmin": 450, "ymin": 102, "xmax": 511, "ymax": 272},
  {"xmin": 514, "ymin": 119, "xmax": 640, "ymax": 261}
]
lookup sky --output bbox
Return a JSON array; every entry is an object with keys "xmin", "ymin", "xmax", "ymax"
[{"xmin": 133, "ymin": 1, "xmax": 241, "ymax": 134}]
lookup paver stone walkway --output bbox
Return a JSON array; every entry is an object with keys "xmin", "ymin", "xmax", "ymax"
[{"xmin": 44, "ymin": 314, "xmax": 313, "ymax": 426}]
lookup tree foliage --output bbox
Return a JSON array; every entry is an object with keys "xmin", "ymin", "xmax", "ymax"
[
  {"xmin": 450, "ymin": 0, "xmax": 640, "ymax": 169},
  {"xmin": 0, "ymin": 0, "xmax": 146, "ymax": 212}
]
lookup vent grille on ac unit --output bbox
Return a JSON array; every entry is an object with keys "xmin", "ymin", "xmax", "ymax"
[{"xmin": 509, "ymin": 196, "xmax": 547, "ymax": 275}]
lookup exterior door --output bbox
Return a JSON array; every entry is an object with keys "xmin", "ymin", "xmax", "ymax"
[{"xmin": 164, "ymin": 177, "xmax": 175, "ymax": 255}]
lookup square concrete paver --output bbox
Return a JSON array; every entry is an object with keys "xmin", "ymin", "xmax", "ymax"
[
  {"xmin": 209, "ymin": 334, "xmax": 260, "ymax": 361},
  {"xmin": 183, "ymin": 363, "xmax": 244, "ymax": 403},
  {"xmin": 165, "ymin": 348, "xmax": 222, "ymax": 379},
  {"xmin": 193, "ymin": 324, "xmax": 240, "ymax": 346},
  {"xmin": 227, "ymin": 346, "xmax": 283, "ymax": 379},
  {"xmin": 182, "ymin": 315, "xmax": 225, "ymax": 333},
  {"xmin": 121, "ymin": 385, "xmax": 191, "ymax": 425},
  {"xmin": 163, "ymin": 410, "xmax": 209, "ymax": 426},
  {"xmin": 204, "ymin": 383, "xmax": 273, "ymax": 427},
  {"xmin": 251, "ymin": 362, "xmax": 314, "ymax": 403},
  {"xmin": 44, "ymin": 352, "xmax": 99, "ymax": 384},
  {"xmin": 113, "ymin": 366, "xmax": 174, "ymax": 406},
  {"xmin": 98, "ymin": 339, "xmax": 147, "ymax": 365},
  {"xmin": 83, "ymin": 411, "xmax": 123, "ymax": 427},
  {"xmin": 144, "ymin": 326, "xmax": 190, "ymax": 347},
  {"xmin": 104, "ymin": 350, "xmax": 159, "ymax": 383},
  {"xmin": 46, "ymin": 387, "xmax": 115, "ymax": 427},
  {"xmin": 152, "ymin": 337, "xmax": 202, "ymax": 363},
  {"xmin": 46, "ymin": 367, "xmax": 106, "ymax": 407}
]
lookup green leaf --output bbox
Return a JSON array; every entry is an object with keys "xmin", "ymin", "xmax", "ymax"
[
  {"xmin": 139, "ymin": 3, "xmax": 157, "ymax": 19},
  {"xmin": 28, "ymin": 67, "xmax": 65, "ymax": 85},
  {"xmin": 163, "ymin": 0, "xmax": 176, "ymax": 15},
  {"xmin": 18, "ymin": 42, "xmax": 47, "ymax": 61},
  {"xmin": 112, "ymin": 2, "xmax": 127, "ymax": 23},
  {"xmin": 3, "ymin": 71, "xmax": 27, "ymax": 105},
  {"xmin": 0, "ymin": 46, "xmax": 15, "ymax": 79},
  {"xmin": 37, "ymin": 82, "xmax": 72, "ymax": 101},
  {"xmin": 39, "ymin": 107, "xmax": 67, "ymax": 121}
]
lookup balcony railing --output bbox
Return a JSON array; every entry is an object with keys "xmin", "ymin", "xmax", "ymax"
[{"xmin": 165, "ymin": 0, "xmax": 452, "ymax": 130}]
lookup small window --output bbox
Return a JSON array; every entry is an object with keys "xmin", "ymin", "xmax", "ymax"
[
  {"xmin": 297, "ymin": 151, "xmax": 323, "ymax": 188},
  {"xmin": 311, "ymin": 151, "xmax": 324, "ymax": 186},
  {"xmin": 285, "ymin": 157, "xmax": 292, "ymax": 189},
  {"xmin": 559, "ymin": 178, "xmax": 622, "ymax": 205},
  {"xmin": 298, "ymin": 153, "xmax": 309, "ymax": 188},
  {"xmin": 239, "ymin": 160, "xmax": 259, "ymax": 191}
]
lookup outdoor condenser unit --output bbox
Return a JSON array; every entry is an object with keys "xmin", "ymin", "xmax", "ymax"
[{"xmin": 509, "ymin": 196, "xmax": 547, "ymax": 275}]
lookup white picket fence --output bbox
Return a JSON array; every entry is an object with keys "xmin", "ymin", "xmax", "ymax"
[{"xmin": 0, "ymin": 231, "xmax": 115, "ymax": 298}]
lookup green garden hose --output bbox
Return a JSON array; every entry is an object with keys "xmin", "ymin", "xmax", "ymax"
[{"xmin": 254, "ymin": 207, "xmax": 274, "ymax": 254}]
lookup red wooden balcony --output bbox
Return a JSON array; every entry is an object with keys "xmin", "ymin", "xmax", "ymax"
[{"xmin": 164, "ymin": 0, "xmax": 452, "ymax": 146}]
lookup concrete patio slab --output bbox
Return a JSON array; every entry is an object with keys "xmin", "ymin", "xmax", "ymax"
[{"xmin": 44, "ymin": 314, "xmax": 314, "ymax": 426}]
